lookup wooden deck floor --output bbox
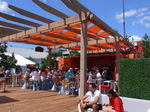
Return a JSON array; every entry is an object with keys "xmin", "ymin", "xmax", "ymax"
[{"xmin": 0, "ymin": 85, "xmax": 79, "ymax": 112}]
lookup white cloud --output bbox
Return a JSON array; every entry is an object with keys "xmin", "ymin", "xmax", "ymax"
[
  {"xmin": 132, "ymin": 15, "xmax": 150, "ymax": 28},
  {"xmin": 115, "ymin": 7, "xmax": 149, "ymax": 21},
  {"xmin": 144, "ymin": 23, "xmax": 150, "ymax": 28},
  {"xmin": 143, "ymin": 16, "xmax": 150, "ymax": 21},
  {"xmin": 129, "ymin": 36, "xmax": 142, "ymax": 42},
  {"xmin": 125, "ymin": 9, "xmax": 137, "ymax": 17},
  {"xmin": 138, "ymin": 8, "xmax": 148, "ymax": 13},
  {"xmin": 132, "ymin": 18, "xmax": 145, "ymax": 26},
  {"xmin": 137, "ymin": 13, "xmax": 145, "ymax": 17},
  {"xmin": 115, "ymin": 7, "xmax": 150, "ymax": 28},
  {"xmin": 115, "ymin": 9, "xmax": 137, "ymax": 22},
  {"xmin": 0, "ymin": 0, "xmax": 9, "ymax": 12}
]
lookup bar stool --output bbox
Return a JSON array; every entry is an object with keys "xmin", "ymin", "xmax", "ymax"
[{"xmin": 62, "ymin": 80, "xmax": 74, "ymax": 96}]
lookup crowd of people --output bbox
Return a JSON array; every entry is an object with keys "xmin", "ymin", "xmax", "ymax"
[
  {"xmin": 0, "ymin": 64, "xmax": 115, "ymax": 93},
  {"xmin": 0, "ymin": 65, "xmax": 124, "ymax": 112},
  {"xmin": 20, "ymin": 64, "xmax": 114, "ymax": 92}
]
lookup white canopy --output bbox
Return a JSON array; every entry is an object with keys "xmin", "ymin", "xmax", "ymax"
[{"xmin": 5, "ymin": 52, "xmax": 35, "ymax": 66}]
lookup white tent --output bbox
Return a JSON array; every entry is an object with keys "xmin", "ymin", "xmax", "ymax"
[{"xmin": 5, "ymin": 53, "xmax": 35, "ymax": 74}]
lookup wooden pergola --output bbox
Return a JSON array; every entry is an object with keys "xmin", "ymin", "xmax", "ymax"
[{"xmin": 0, "ymin": 0, "xmax": 133, "ymax": 97}]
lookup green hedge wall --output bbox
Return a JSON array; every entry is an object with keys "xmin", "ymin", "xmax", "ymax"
[{"xmin": 120, "ymin": 58, "xmax": 150, "ymax": 100}]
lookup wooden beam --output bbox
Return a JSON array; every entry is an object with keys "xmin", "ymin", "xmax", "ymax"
[
  {"xmin": 61, "ymin": 0, "xmax": 81, "ymax": 14},
  {"xmin": 44, "ymin": 33, "xmax": 80, "ymax": 42},
  {"xmin": 90, "ymin": 15, "xmax": 122, "ymax": 40},
  {"xmin": 0, "ymin": 21, "xmax": 31, "ymax": 31},
  {"xmin": 13, "ymin": 36, "xmax": 64, "ymax": 45},
  {"xmin": 0, "ymin": 34, "xmax": 11, "ymax": 38},
  {"xmin": 80, "ymin": 20, "xmax": 87, "ymax": 97},
  {"xmin": 70, "ymin": 0, "xmax": 118, "ymax": 36},
  {"xmin": 0, "ymin": 14, "xmax": 87, "ymax": 43},
  {"xmin": 48, "ymin": 48, "xmax": 52, "ymax": 67},
  {"xmin": 32, "ymin": 0, "xmax": 69, "ymax": 19},
  {"xmin": 115, "ymin": 42, "xmax": 120, "ymax": 74},
  {"xmin": 12, "ymin": 40, "xmax": 52, "ymax": 46},
  {"xmin": 8, "ymin": 4, "xmax": 54, "ymax": 23},
  {"xmin": 0, "ymin": 12, "xmax": 41, "ymax": 27},
  {"xmin": 115, "ymin": 42, "xmax": 120, "ymax": 92},
  {"xmin": 26, "ymin": 37, "xmax": 62, "ymax": 44},
  {"xmin": 65, "ymin": 25, "xmax": 100, "ymax": 40},
  {"xmin": 87, "ymin": 47, "xmax": 127, "ymax": 54},
  {"xmin": 0, "ymin": 27, "xmax": 21, "ymax": 35},
  {"xmin": 71, "ymin": 0, "xmax": 133, "ymax": 47},
  {"xmin": 48, "ymin": 38, "xmax": 118, "ymax": 49}
]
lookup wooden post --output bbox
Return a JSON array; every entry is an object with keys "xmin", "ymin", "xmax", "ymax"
[
  {"xmin": 115, "ymin": 42, "xmax": 120, "ymax": 92},
  {"xmin": 48, "ymin": 48, "xmax": 52, "ymax": 68},
  {"xmin": 115, "ymin": 42, "xmax": 120, "ymax": 79},
  {"xmin": 80, "ymin": 20, "xmax": 87, "ymax": 97}
]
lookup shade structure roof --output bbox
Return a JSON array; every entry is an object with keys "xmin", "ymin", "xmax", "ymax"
[{"xmin": 0, "ymin": 0, "xmax": 133, "ymax": 53}]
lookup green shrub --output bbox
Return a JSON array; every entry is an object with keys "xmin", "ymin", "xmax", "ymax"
[{"xmin": 120, "ymin": 58, "xmax": 150, "ymax": 100}]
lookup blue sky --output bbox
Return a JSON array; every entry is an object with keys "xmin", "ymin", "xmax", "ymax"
[{"xmin": 0, "ymin": 0, "xmax": 150, "ymax": 50}]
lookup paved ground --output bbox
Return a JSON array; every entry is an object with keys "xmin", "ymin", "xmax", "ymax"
[{"xmin": 0, "ymin": 85, "xmax": 79, "ymax": 112}]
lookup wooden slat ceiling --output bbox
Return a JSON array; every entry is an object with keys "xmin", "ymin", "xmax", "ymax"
[{"xmin": 0, "ymin": 0, "xmax": 133, "ymax": 52}]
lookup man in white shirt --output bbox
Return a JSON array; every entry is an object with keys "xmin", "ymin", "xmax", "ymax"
[
  {"xmin": 30, "ymin": 69, "xmax": 39, "ymax": 91},
  {"xmin": 80, "ymin": 83, "xmax": 102, "ymax": 112}
]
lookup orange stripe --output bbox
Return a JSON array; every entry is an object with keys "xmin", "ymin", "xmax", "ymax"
[{"xmin": 88, "ymin": 25, "xmax": 102, "ymax": 33}]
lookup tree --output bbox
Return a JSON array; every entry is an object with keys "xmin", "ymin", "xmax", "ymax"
[
  {"xmin": 0, "ymin": 43, "xmax": 17, "ymax": 68},
  {"xmin": 51, "ymin": 51, "xmax": 63, "ymax": 69},
  {"xmin": 124, "ymin": 35, "xmax": 130, "ymax": 42},
  {"xmin": 41, "ymin": 56, "xmax": 48, "ymax": 69},
  {"xmin": 68, "ymin": 50, "xmax": 80, "ymax": 57},
  {"xmin": 41, "ymin": 51, "xmax": 63, "ymax": 69},
  {"xmin": 140, "ymin": 33, "xmax": 150, "ymax": 58},
  {"xmin": 6, "ymin": 53, "xmax": 17, "ymax": 68},
  {"xmin": 52, "ymin": 51, "xmax": 63, "ymax": 59},
  {"xmin": 27, "ymin": 56, "xmax": 35, "ymax": 62}
]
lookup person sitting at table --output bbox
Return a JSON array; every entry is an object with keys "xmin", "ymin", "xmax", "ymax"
[
  {"xmin": 64, "ymin": 67, "xmax": 74, "ymax": 82},
  {"xmin": 80, "ymin": 83, "xmax": 102, "ymax": 112},
  {"xmin": 102, "ymin": 89, "xmax": 124, "ymax": 112}
]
